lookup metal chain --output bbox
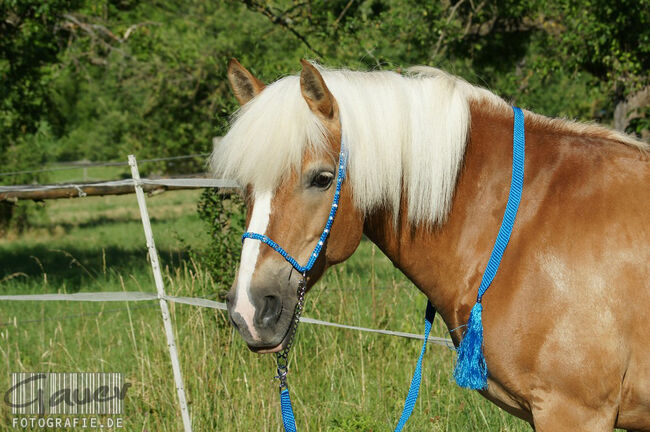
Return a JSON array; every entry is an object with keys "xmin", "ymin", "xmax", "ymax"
[{"xmin": 275, "ymin": 274, "xmax": 307, "ymax": 391}]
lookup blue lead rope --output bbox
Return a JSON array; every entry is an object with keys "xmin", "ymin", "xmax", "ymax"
[
  {"xmin": 394, "ymin": 301, "xmax": 436, "ymax": 432},
  {"xmin": 280, "ymin": 389, "xmax": 297, "ymax": 432},
  {"xmin": 244, "ymin": 145, "xmax": 348, "ymax": 431},
  {"xmin": 453, "ymin": 106, "xmax": 525, "ymax": 390},
  {"xmin": 278, "ymin": 301, "xmax": 436, "ymax": 432}
]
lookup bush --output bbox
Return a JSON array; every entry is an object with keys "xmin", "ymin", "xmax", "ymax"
[{"xmin": 193, "ymin": 188, "xmax": 245, "ymax": 298}]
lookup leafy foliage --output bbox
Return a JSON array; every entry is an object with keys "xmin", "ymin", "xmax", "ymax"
[
  {"xmin": 0, "ymin": 0, "xmax": 83, "ymax": 228},
  {"xmin": 193, "ymin": 189, "xmax": 245, "ymax": 295},
  {"xmin": 627, "ymin": 107, "xmax": 650, "ymax": 137},
  {"xmin": 1, "ymin": 0, "xmax": 81, "ymax": 180},
  {"xmin": 542, "ymin": 0, "xmax": 649, "ymax": 95},
  {"xmin": 3, "ymin": 0, "xmax": 647, "ymax": 172},
  {"xmin": 1, "ymin": 0, "xmax": 647, "ymax": 230}
]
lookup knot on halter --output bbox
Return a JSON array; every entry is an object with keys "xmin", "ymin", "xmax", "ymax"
[{"xmin": 241, "ymin": 145, "xmax": 348, "ymax": 275}]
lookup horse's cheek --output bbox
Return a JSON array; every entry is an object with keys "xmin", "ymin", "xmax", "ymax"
[{"xmin": 326, "ymin": 195, "xmax": 363, "ymax": 265}]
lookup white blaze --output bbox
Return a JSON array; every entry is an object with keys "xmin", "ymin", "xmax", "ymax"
[{"xmin": 233, "ymin": 190, "xmax": 272, "ymax": 341}]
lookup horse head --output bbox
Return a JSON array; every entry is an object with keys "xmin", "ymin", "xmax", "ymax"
[{"xmin": 218, "ymin": 59, "xmax": 363, "ymax": 352}]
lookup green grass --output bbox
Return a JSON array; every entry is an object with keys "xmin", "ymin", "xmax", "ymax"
[
  {"xmin": 44, "ymin": 164, "xmax": 131, "ymax": 184},
  {"xmin": 0, "ymin": 190, "xmax": 531, "ymax": 431}
]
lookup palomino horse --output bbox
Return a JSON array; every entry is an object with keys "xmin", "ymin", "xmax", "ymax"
[{"xmin": 214, "ymin": 59, "xmax": 650, "ymax": 431}]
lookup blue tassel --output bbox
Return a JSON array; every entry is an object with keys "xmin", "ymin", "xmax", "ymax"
[{"xmin": 453, "ymin": 302, "xmax": 488, "ymax": 390}]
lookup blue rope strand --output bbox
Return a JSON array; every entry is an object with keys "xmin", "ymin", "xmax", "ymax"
[
  {"xmin": 453, "ymin": 106, "xmax": 525, "ymax": 390},
  {"xmin": 394, "ymin": 301, "xmax": 435, "ymax": 432},
  {"xmin": 476, "ymin": 107, "xmax": 525, "ymax": 300},
  {"xmin": 280, "ymin": 389, "xmax": 297, "ymax": 432}
]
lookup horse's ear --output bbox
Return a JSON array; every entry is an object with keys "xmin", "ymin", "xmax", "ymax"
[
  {"xmin": 300, "ymin": 59, "xmax": 336, "ymax": 119},
  {"xmin": 227, "ymin": 58, "xmax": 265, "ymax": 106}
]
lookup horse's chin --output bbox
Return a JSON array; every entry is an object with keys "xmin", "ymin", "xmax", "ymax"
[
  {"xmin": 247, "ymin": 319, "xmax": 293, "ymax": 354},
  {"xmin": 251, "ymin": 344, "xmax": 284, "ymax": 354},
  {"xmin": 247, "ymin": 336, "xmax": 286, "ymax": 353}
]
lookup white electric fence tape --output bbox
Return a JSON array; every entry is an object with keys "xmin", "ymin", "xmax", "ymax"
[{"xmin": 0, "ymin": 292, "xmax": 454, "ymax": 348}]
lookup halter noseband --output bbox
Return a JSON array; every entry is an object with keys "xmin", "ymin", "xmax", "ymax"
[{"xmin": 241, "ymin": 143, "xmax": 349, "ymax": 275}]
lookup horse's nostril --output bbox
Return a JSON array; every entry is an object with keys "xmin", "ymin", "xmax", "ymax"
[{"xmin": 260, "ymin": 295, "xmax": 282, "ymax": 328}]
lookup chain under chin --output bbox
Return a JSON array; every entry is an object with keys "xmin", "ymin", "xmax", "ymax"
[{"xmin": 275, "ymin": 274, "xmax": 307, "ymax": 391}]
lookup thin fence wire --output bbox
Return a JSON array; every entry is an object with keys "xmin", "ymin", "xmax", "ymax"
[
  {"xmin": 0, "ymin": 178, "xmax": 239, "ymax": 193},
  {"xmin": 0, "ymin": 153, "xmax": 210, "ymax": 177},
  {"xmin": 0, "ymin": 168, "xmax": 450, "ymax": 344},
  {"xmin": 0, "ymin": 291, "xmax": 453, "ymax": 347}
]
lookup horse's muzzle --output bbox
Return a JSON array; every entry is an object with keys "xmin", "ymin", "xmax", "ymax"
[{"xmin": 226, "ymin": 284, "xmax": 296, "ymax": 352}]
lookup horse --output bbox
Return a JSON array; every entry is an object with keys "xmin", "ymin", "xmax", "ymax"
[{"xmin": 213, "ymin": 58, "xmax": 650, "ymax": 431}]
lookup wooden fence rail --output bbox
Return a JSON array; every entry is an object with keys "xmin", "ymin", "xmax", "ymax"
[{"xmin": 0, "ymin": 177, "xmax": 239, "ymax": 202}]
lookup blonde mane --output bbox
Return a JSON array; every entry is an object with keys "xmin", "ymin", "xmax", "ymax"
[{"xmin": 211, "ymin": 64, "xmax": 646, "ymax": 226}]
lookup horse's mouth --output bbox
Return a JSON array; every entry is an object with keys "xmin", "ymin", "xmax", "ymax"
[
  {"xmin": 247, "ymin": 309, "xmax": 295, "ymax": 354},
  {"xmin": 251, "ymin": 344, "xmax": 284, "ymax": 354},
  {"xmin": 248, "ymin": 329, "xmax": 288, "ymax": 353}
]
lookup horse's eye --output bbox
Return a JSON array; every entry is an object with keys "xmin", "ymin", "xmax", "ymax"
[{"xmin": 311, "ymin": 172, "xmax": 334, "ymax": 189}]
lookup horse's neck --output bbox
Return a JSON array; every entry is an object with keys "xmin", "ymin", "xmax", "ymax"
[{"xmin": 363, "ymin": 104, "xmax": 514, "ymax": 343}]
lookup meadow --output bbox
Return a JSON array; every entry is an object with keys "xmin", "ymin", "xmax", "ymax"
[{"xmin": 0, "ymin": 182, "xmax": 531, "ymax": 431}]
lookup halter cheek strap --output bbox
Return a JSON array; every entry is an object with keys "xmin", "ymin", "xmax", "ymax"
[{"xmin": 241, "ymin": 146, "xmax": 348, "ymax": 274}]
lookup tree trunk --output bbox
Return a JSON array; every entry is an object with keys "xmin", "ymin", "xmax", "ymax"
[{"xmin": 614, "ymin": 86, "xmax": 650, "ymax": 140}]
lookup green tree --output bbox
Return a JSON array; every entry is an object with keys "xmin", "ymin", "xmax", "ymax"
[
  {"xmin": 0, "ymin": 0, "xmax": 82, "ymax": 231},
  {"xmin": 537, "ymin": 0, "xmax": 650, "ymax": 134},
  {"xmin": 2, "ymin": 0, "xmax": 647, "ymax": 232},
  {"xmin": 238, "ymin": 0, "xmax": 648, "ymax": 135},
  {"xmin": 1, "ymin": 0, "xmax": 81, "ymax": 178}
]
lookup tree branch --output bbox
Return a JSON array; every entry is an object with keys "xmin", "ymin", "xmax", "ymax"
[
  {"xmin": 123, "ymin": 21, "xmax": 161, "ymax": 41},
  {"xmin": 333, "ymin": 0, "xmax": 355, "ymax": 28},
  {"xmin": 241, "ymin": 0, "xmax": 324, "ymax": 58},
  {"xmin": 63, "ymin": 14, "xmax": 160, "ymax": 45},
  {"xmin": 431, "ymin": 0, "xmax": 468, "ymax": 61}
]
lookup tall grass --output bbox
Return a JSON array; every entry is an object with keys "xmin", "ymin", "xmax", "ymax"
[{"xmin": 0, "ymin": 190, "xmax": 530, "ymax": 431}]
